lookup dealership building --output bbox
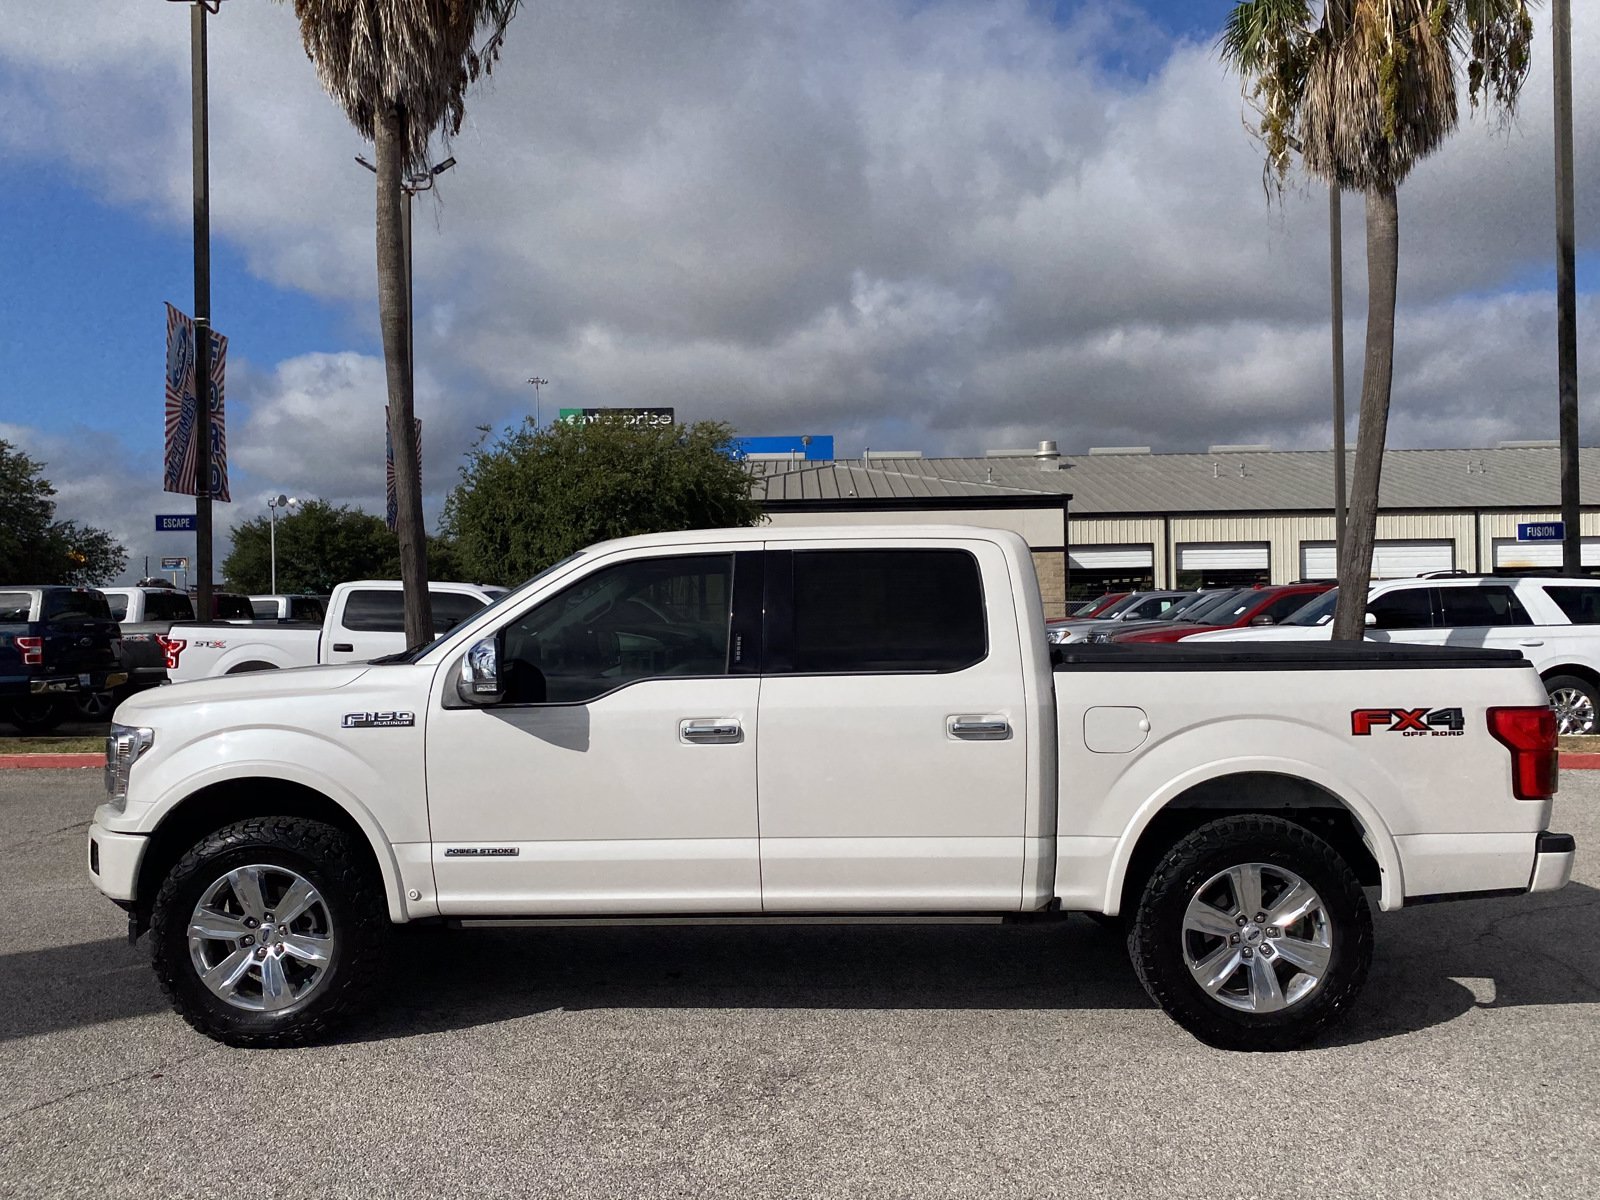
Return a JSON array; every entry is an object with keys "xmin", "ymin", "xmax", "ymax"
[{"xmin": 748, "ymin": 441, "xmax": 1600, "ymax": 616}]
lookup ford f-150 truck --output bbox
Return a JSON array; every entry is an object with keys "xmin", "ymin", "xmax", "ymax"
[
  {"xmin": 164, "ymin": 579, "xmax": 496, "ymax": 680},
  {"xmin": 87, "ymin": 526, "xmax": 1576, "ymax": 1051}
]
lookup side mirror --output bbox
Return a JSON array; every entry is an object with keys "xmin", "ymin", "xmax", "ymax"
[
  {"xmin": 1364, "ymin": 612, "xmax": 1378, "ymax": 628},
  {"xmin": 1249, "ymin": 615, "xmax": 1275, "ymax": 627},
  {"xmin": 456, "ymin": 634, "xmax": 505, "ymax": 706}
]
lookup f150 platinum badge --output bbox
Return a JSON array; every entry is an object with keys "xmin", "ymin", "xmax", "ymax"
[{"xmin": 342, "ymin": 711, "xmax": 416, "ymax": 729}]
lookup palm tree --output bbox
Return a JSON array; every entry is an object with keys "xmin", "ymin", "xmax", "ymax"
[
  {"xmin": 281, "ymin": 0, "xmax": 521, "ymax": 645},
  {"xmin": 1222, "ymin": 0, "xmax": 1537, "ymax": 639}
]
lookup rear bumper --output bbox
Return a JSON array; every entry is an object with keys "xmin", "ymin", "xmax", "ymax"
[
  {"xmin": 88, "ymin": 819, "xmax": 147, "ymax": 903},
  {"xmin": 30, "ymin": 671, "xmax": 128, "ymax": 695},
  {"xmin": 1529, "ymin": 831, "xmax": 1576, "ymax": 894}
]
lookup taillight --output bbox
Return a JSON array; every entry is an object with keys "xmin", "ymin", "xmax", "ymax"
[
  {"xmin": 16, "ymin": 636, "xmax": 42, "ymax": 666},
  {"xmin": 156, "ymin": 635, "xmax": 186, "ymax": 670},
  {"xmin": 1487, "ymin": 706, "xmax": 1558, "ymax": 800}
]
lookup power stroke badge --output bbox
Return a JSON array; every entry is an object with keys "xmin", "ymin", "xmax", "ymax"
[{"xmin": 341, "ymin": 711, "xmax": 416, "ymax": 729}]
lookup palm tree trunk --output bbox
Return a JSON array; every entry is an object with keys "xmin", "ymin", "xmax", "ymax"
[
  {"xmin": 374, "ymin": 102, "xmax": 434, "ymax": 646},
  {"xmin": 1332, "ymin": 185, "xmax": 1399, "ymax": 641}
]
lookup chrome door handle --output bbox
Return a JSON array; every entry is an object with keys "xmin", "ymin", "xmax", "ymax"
[
  {"xmin": 948, "ymin": 716, "xmax": 1011, "ymax": 741},
  {"xmin": 679, "ymin": 718, "xmax": 743, "ymax": 745},
  {"xmin": 1519, "ymin": 640, "xmax": 1544, "ymax": 647}
]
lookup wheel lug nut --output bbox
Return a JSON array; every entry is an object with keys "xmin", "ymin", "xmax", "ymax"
[
  {"xmin": 242, "ymin": 935, "xmax": 254, "ymax": 946},
  {"xmin": 263, "ymin": 913, "xmax": 274, "ymax": 923},
  {"xmin": 254, "ymin": 947, "xmax": 267, "ymax": 960},
  {"xmin": 1242, "ymin": 948, "xmax": 1253, "ymax": 959},
  {"xmin": 1266, "ymin": 926, "xmax": 1280, "ymax": 938},
  {"xmin": 1254, "ymin": 912, "xmax": 1266, "ymax": 923},
  {"xmin": 1261, "ymin": 945, "xmax": 1274, "ymax": 958},
  {"xmin": 245, "ymin": 918, "xmax": 258, "ymax": 929},
  {"xmin": 1236, "ymin": 915, "xmax": 1248, "ymax": 927},
  {"xmin": 1229, "ymin": 934, "xmax": 1240, "ymax": 945}
]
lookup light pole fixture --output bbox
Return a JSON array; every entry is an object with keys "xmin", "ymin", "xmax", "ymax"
[
  {"xmin": 354, "ymin": 154, "xmax": 457, "ymax": 394},
  {"xmin": 267, "ymin": 493, "xmax": 299, "ymax": 594},
  {"xmin": 527, "ymin": 376, "xmax": 549, "ymax": 427}
]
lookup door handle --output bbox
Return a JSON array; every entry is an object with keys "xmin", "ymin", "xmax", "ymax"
[
  {"xmin": 1518, "ymin": 640, "xmax": 1544, "ymax": 647},
  {"xmin": 332, "ymin": 643, "xmax": 354, "ymax": 653},
  {"xmin": 948, "ymin": 716, "xmax": 1011, "ymax": 741},
  {"xmin": 679, "ymin": 718, "xmax": 743, "ymax": 745}
]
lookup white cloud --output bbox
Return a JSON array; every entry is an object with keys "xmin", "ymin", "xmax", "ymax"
[{"xmin": 1, "ymin": 0, "xmax": 1596, "ymax": 500}]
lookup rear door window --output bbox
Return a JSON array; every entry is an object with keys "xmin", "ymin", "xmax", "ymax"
[
  {"xmin": 1437, "ymin": 586, "xmax": 1532, "ymax": 627},
  {"xmin": 104, "ymin": 594, "xmax": 130, "ymax": 621},
  {"xmin": 1541, "ymin": 586, "xmax": 1600, "ymax": 625},
  {"xmin": 1368, "ymin": 588, "xmax": 1435, "ymax": 630},
  {"xmin": 42, "ymin": 589, "xmax": 111, "ymax": 621},
  {"xmin": 289, "ymin": 596, "xmax": 326, "ymax": 622},
  {"xmin": 431, "ymin": 591, "xmax": 489, "ymax": 633},
  {"xmin": 342, "ymin": 590, "xmax": 405, "ymax": 632},
  {"xmin": 783, "ymin": 549, "xmax": 986, "ymax": 674},
  {"xmin": 0, "ymin": 592, "xmax": 34, "ymax": 622}
]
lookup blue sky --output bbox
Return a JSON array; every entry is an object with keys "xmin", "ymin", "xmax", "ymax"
[{"xmin": 0, "ymin": 0, "xmax": 1595, "ymax": 583}]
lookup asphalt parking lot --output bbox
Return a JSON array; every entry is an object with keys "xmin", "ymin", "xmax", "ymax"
[{"xmin": 2, "ymin": 770, "xmax": 1597, "ymax": 1199}]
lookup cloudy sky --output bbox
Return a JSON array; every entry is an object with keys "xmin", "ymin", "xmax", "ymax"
[{"xmin": 0, "ymin": 0, "xmax": 1595, "ymax": 582}]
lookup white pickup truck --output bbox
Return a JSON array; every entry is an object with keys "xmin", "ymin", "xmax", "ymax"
[
  {"xmin": 88, "ymin": 526, "xmax": 1575, "ymax": 1051},
  {"xmin": 164, "ymin": 579, "xmax": 497, "ymax": 680}
]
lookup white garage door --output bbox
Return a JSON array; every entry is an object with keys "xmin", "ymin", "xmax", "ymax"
[
  {"xmin": 1299, "ymin": 540, "xmax": 1455, "ymax": 580},
  {"xmin": 1069, "ymin": 545, "xmax": 1154, "ymax": 570},
  {"xmin": 1177, "ymin": 543, "xmax": 1269, "ymax": 571},
  {"xmin": 1492, "ymin": 537, "xmax": 1600, "ymax": 569}
]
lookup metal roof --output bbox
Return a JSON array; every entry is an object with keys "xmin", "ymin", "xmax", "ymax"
[{"xmin": 752, "ymin": 446, "xmax": 1600, "ymax": 514}]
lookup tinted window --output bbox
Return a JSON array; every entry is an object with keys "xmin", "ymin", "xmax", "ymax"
[
  {"xmin": 788, "ymin": 549, "xmax": 985, "ymax": 674},
  {"xmin": 251, "ymin": 599, "xmax": 278, "ymax": 620},
  {"xmin": 501, "ymin": 555, "xmax": 733, "ymax": 703},
  {"xmin": 1093, "ymin": 593, "xmax": 1143, "ymax": 619},
  {"xmin": 1437, "ymin": 586, "xmax": 1532, "ymax": 627},
  {"xmin": 0, "ymin": 592, "xmax": 33, "ymax": 622},
  {"xmin": 1369, "ymin": 589, "xmax": 1434, "ymax": 630},
  {"xmin": 42, "ymin": 589, "xmax": 111, "ymax": 621},
  {"xmin": 148, "ymin": 591, "xmax": 195, "ymax": 621},
  {"xmin": 1544, "ymin": 586, "xmax": 1600, "ymax": 625},
  {"xmin": 105, "ymin": 594, "xmax": 130, "ymax": 621},
  {"xmin": 290, "ymin": 596, "xmax": 326, "ymax": 622},
  {"xmin": 432, "ymin": 591, "xmax": 489, "ymax": 632},
  {"xmin": 1178, "ymin": 590, "xmax": 1245, "ymax": 623},
  {"xmin": 1257, "ymin": 591, "xmax": 1323, "ymax": 625},
  {"xmin": 212, "ymin": 594, "xmax": 254, "ymax": 621},
  {"xmin": 1285, "ymin": 589, "xmax": 1338, "ymax": 626}
]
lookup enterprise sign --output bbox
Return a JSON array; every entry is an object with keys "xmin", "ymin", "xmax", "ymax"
[{"xmin": 558, "ymin": 407, "xmax": 675, "ymax": 427}]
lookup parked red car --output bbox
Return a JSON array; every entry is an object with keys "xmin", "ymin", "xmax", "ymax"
[
  {"xmin": 1066, "ymin": 591, "xmax": 1129, "ymax": 619},
  {"xmin": 1110, "ymin": 583, "xmax": 1332, "ymax": 643}
]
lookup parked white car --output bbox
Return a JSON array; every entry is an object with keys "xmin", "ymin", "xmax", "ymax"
[
  {"xmin": 164, "ymin": 580, "xmax": 496, "ymax": 681},
  {"xmin": 90, "ymin": 526, "xmax": 1573, "ymax": 1052},
  {"xmin": 1189, "ymin": 576, "xmax": 1600, "ymax": 733}
]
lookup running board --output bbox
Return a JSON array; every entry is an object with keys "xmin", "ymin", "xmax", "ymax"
[{"xmin": 453, "ymin": 913, "xmax": 1037, "ymax": 929}]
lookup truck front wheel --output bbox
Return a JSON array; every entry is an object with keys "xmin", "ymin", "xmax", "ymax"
[
  {"xmin": 1128, "ymin": 814, "xmax": 1372, "ymax": 1051},
  {"xmin": 149, "ymin": 817, "xmax": 388, "ymax": 1047}
]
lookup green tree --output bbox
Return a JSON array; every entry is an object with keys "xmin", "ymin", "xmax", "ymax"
[
  {"xmin": 280, "ymin": 0, "xmax": 523, "ymax": 646},
  {"xmin": 443, "ymin": 419, "xmax": 764, "ymax": 584},
  {"xmin": 1221, "ymin": 0, "xmax": 1536, "ymax": 639},
  {"xmin": 0, "ymin": 439, "xmax": 126, "ymax": 585},
  {"xmin": 223, "ymin": 500, "xmax": 395, "ymax": 594}
]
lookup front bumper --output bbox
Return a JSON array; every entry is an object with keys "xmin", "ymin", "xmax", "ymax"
[
  {"xmin": 87, "ymin": 815, "xmax": 148, "ymax": 903},
  {"xmin": 1529, "ymin": 831, "xmax": 1576, "ymax": 894}
]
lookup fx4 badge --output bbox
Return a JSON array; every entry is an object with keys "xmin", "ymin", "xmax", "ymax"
[
  {"xmin": 342, "ymin": 711, "xmax": 416, "ymax": 729},
  {"xmin": 1351, "ymin": 707, "xmax": 1465, "ymax": 737}
]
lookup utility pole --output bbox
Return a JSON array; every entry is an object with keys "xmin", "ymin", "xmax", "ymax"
[
  {"xmin": 527, "ymin": 376, "xmax": 549, "ymax": 427},
  {"xmin": 174, "ymin": 0, "xmax": 222, "ymax": 618},
  {"xmin": 1554, "ymin": 0, "xmax": 1581, "ymax": 575},
  {"xmin": 1330, "ymin": 185, "xmax": 1347, "ymax": 566}
]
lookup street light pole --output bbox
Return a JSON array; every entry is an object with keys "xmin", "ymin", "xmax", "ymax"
[
  {"xmin": 267, "ymin": 494, "xmax": 298, "ymax": 594},
  {"xmin": 527, "ymin": 376, "xmax": 549, "ymax": 427},
  {"xmin": 173, "ymin": 0, "xmax": 222, "ymax": 619},
  {"xmin": 1553, "ymin": 0, "xmax": 1581, "ymax": 575}
]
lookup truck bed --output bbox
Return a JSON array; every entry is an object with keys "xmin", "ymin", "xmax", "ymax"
[{"xmin": 1051, "ymin": 642, "xmax": 1529, "ymax": 671}]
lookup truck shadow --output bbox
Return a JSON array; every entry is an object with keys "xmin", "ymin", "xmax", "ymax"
[{"xmin": 4, "ymin": 883, "xmax": 1595, "ymax": 1047}]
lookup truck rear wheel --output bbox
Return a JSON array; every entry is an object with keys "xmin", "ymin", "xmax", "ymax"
[
  {"xmin": 149, "ymin": 817, "xmax": 388, "ymax": 1048},
  {"xmin": 3, "ymin": 697, "xmax": 66, "ymax": 734},
  {"xmin": 1128, "ymin": 814, "xmax": 1372, "ymax": 1051}
]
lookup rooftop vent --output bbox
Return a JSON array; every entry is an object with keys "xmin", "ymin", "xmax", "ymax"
[
  {"xmin": 1087, "ymin": 446, "xmax": 1152, "ymax": 456},
  {"xmin": 1496, "ymin": 439, "xmax": 1559, "ymax": 449},
  {"xmin": 1207, "ymin": 443, "xmax": 1273, "ymax": 454},
  {"xmin": 1034, "ymin": 440, "xmax": 1060, "ymax": 459},
  {"xmin": 863, "ymin": 450, "xmax": 924, "ymax": 460}
]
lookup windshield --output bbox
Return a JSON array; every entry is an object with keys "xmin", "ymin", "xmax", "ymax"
[
  {"xmin": 1177, "ymin": 589, "xmax": 1245, "ymax": 623},
  {"xmin": 1092, "ymin": 593, "xmax": 1145, "ymax": 619},
  {"xmin": 1153, "ymin": 591, "xmax": 1208, "ymax": 620},
  {"xmin": 1283, "ymin": 588, "xmax": 1339, "ymax": 626},
  {"xmin": 367, "ymin": 553, "xmax": 586, "ymax": 665}
]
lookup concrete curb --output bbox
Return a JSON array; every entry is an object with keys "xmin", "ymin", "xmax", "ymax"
[
  {"xmin": 0, "ymin": 754, "xmax": 102, "ymax": 770},
  {"xmin": 1561, "ymin": 754, "xmax": 1600, "ymax": 771}
]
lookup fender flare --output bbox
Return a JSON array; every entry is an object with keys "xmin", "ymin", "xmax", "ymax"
[{"xmin": 1102, "ymin": 754, "xmax": 1405, "ymax": 914}]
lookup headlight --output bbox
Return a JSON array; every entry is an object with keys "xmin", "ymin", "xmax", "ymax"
[
  {"xmin": 104, "ymin": 723, "xmax": 154, "ymax": 811},
  {"xmin": 1047, "ymin": 628, "xmax": 1070, "ymax": 644}
]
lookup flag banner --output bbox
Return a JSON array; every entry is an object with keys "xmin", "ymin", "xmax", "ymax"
[
  {"xmin": 385, "ymin": 405, "xmax": 423, "ymax": 532},
  {"xmin": 163, "ymin": 303, "xmax": 229, "ymax": 501}
]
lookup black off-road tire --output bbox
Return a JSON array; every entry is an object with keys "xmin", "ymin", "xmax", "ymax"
[
  {"xmin": 4, "ymin": 697, "xmax": 67, "ymax": 734},
  {"xmin": 150, "ymin": 817, "xmax": 389, "ymax": 1048},
  {"xmin": 1128, "ymin": 814, "xmax": 1372, "ymax": 1051}
]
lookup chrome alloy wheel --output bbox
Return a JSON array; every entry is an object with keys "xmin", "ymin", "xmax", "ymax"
[
  {"xmin": 188, "ymin": 864, "xmax": 335, "ymax": 1012},
  {"xmin": 1181, "ymin": 862, "xmax": 1332, "ymax": 1014},
  {"xmin": 1549, "ymin": 687, "xmax": 1596, "ymax": 736}
]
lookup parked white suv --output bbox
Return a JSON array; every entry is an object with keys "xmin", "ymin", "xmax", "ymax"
[{"xmin": 1190, "ymin": 575, "xmax": 1600, "ymax": 734}]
